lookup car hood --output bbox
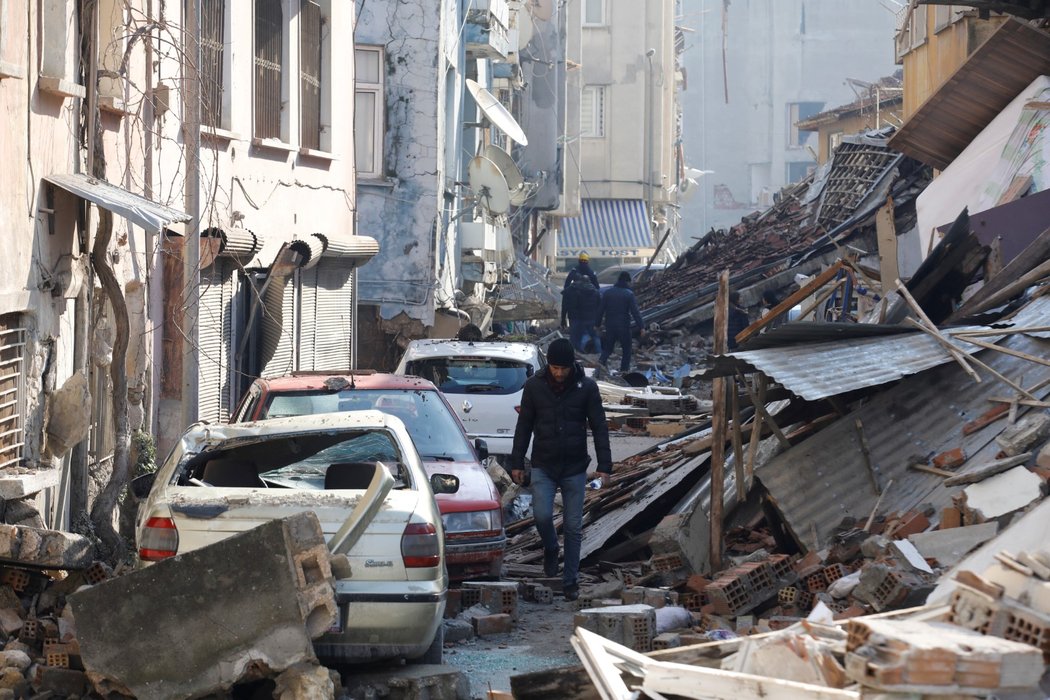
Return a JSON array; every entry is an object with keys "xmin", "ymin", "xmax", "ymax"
[{"xmin": 421, "ymin": 460, "xmax": 499, "ymax": 510}]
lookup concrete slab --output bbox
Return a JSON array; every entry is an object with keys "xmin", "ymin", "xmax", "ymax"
[
  {"xmin": 0, "ymin": 524, "xmax": 93, "ymax": 569},
  {"xmin": 0, "ymin": 469, "xmax": 61, "ymax": 500},
  {"xmin": 908, "ymin": 522, "xmax": 998, "ymax": 568},
  {"xmin": 70, "ymin": 512, "xmax": 335, "ymax": 700},
  {"xmin": 963, "ymin": 466, "xmax": 1042, "ymax": 519}
]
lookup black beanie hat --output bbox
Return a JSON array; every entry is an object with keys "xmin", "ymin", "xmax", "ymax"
[{"xmin": 546, "ymin": 338, "xmax": 575, "ymax": 367}]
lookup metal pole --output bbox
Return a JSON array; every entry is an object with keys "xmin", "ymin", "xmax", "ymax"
[{"xmin": 182, "ymin": 0, "xmax": 201, "ymax": 428}]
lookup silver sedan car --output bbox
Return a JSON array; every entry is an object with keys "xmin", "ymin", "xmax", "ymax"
[{"xmin": 133, "ymin": 411, "xmax": 455, "ymax": 664}]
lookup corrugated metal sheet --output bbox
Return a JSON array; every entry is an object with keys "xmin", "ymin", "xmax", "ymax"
[
  {"xmin": 44, "ymin": 173, "xmax": 191, "ymax": 234},
  {"xmin": 297, "ymin": 261, "xmax": 353, "ymax": 372},
  {"xmin": 198, "ymin": 262, "xmax": 234, "ymax": 423},
  {"xmin": 313, "ymin": 232, "xmax": 380, "ymax": 261},
  {"xmin": 757, "ymin": 330, "xmax": 1050, "ymax": 553},
  {"xmin": 260, "ymin": 274, "xmax": 296, "ymax": 378},
  {"xmin": 888, "ymin": 19, "xmax": 1050, "ymax": 170},
  {"xmin": 706, "ymin": 297, "xmax": 1050, "ymax": 400}
]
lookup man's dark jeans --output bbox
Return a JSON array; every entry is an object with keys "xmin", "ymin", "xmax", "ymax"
[
  {"xmin": 569, "ymin": 318, "xmax": 602, "ymax": 354},
  {"xmin": 530, "ymin": 468, "xmax": 587, "ymax": 589},
  {"xmin": 599, "ymin": 326, "xmax": 633, "ymax": 371}
]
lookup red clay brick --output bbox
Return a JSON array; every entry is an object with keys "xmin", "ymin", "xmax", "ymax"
[
  {"xmin": 932, "ymin": 448, "xmax": 966, "ymax": 469},
  {"xmin": 940, "ymin": 507, "xmax": 962, "ymax": 530}
]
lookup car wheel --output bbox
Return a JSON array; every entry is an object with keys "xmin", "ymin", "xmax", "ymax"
[{"xmin": 411, "ymin": 623, "xmax": 443, "ymax": 665}]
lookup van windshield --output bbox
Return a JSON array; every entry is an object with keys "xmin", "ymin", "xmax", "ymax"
[{"xmin": 407, "ymin": 358, "xmax": 530, "ymax": 396}]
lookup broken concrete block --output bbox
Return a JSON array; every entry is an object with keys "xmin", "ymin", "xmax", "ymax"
[
  {"xmin": 845, "ymin": 618, "xmax": 1044, "ymax": 693},
  {"xmin": 0, "ymin": 526, "xmax": 93, "ymax": 570},
  {"xmin": 1038, "ymin": 440, "xmax": 1050, "ymax": 469},
  {"xmin": 908, "ymin": 522, "xmax": 998, "ymax": 568},
  {"xmin": 273, "ymin": 662, "xmax": 334, "ymax": 700},
  {"xmin": 32, "ymin": 666, "xmax": 88, "ymax": 697},
  {"xmin": 963, "ymin": 467, "xmax": 1042, "ymax": 520},
  {"xmin": 70, "ymin": 512, "xmax": 335, "ymax": 700},
  {"xmin": 0, "ymin": 668, "xmax": 22, "ymax": 691},
  {"xmin": 996, "ymin": 413, "xmax": 1050, "ymax": 456},
  {"xmin": 0, "ymin": 610, "xmax": 20, "ymax": 636},
  {"xmin": 853, "ymin": 563, "xmax": 933, "ymax": 612},
  {"xmin": 443, "ymin": 619, "xmax": 474, "ymax": 643},
  {"xmin": 653, "ymin": 632, "xmax": 681, "ymax": 649},
  {"xmin": 949, "ymin": 577, "xmax": 1050, "ymax": 660},
  {"xmin": 732, "ymin": 630, "xmax": 847, "ymax": 687}
]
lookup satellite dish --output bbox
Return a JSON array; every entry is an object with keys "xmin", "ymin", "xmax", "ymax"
[
  {"xmin": 466, "ymin": 79, "xmax": 529, "ymax": 146},
  {"xmin": 468, "ymin": 155, "xmax": 512, "ymax": 215},
  {"xmin": 482, "ymin": 145, "xmax": 528, "ymax": 206},
  {"xmin": 530, "ymin": 0, "xmax": 553, "ymax": 21}
]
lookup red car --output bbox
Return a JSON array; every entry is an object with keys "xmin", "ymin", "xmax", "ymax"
[{"xmin": 233, "ymin": 372, "xmax": 505, "ymax": 581}]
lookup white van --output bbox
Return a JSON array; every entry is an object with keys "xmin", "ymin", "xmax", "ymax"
[{"xmin": 395, "ymin": 339, "xmax": 544, "ymax": 461}]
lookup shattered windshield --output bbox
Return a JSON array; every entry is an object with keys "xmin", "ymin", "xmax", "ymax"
[{"xmin": 182, "ymin": 429, "xmax": 409, "ymax": 490}]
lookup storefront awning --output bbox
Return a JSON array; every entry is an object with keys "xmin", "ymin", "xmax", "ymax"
[
  {"xmin": 44, "ymin": 173, "xmax": 191, "ymax": 234},
  {"xmin": 558, "ymin": 199, "xmax": 653, "ymax": 257}
]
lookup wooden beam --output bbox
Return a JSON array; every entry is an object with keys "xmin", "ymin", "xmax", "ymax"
[
  {"xmin": 797, "ymin": 278, "xmax": 845, "ymax": 322},
  {"xmin": 875, "ymin": 196, "xmax": 899, "ymax": 293},
  {"xmin": 744, "ymin": 375, "xmax": 765, "ymax": 489},
  {"xmin": 908, "ymin": 463, "xmax": 956, "ymax": 478},
  {"xmin": 952, "ymin": 335, "xmax": 1050, "ymax": 369},
  {"xmin": 988, "ymin": 397, "xmax": 1050, "ymax": 408},
  {"xmin": 735, "ymin": 260, "xmax": 846, "ymax": 346},
  {"xmin": 744, "ymin": 376, "xmax": 791, "ymax": 450},
  {"xmin": 951, "ymin": 225, "xmax": 1050, "ymax": 320},
  {"xmin": 710, "ymin": 269, "xmax": 730, "ymax": 573},
  {"xmin": 943, "ymin": 453, "xmax": 1033, "ymax": 487},
  {"xmin": 896, "ymin": 280, "xmax": 981, "ymax": 383},
  {"xmin": 905, "ymin": 318, "xmax": 1039, "ymax": 401},
  {"xmin": 952, "ymin": 325, "xmax": 1050, "ymax": 338},
  {"xmin": 960, "ymin": 256, "xmax": 1050, "ymax": 317}
]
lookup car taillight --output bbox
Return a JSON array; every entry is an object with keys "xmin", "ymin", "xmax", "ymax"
[
  {"xmin": 139, "ymin": 517, "xmax": 179, "ymax": 561},
  {"xmin": 401, "ymin": 522, "xmax": 440, "ymax": 568},
  {"xmin": 514, "ymin": 405, "xmax": 521, "ymax": 414}
]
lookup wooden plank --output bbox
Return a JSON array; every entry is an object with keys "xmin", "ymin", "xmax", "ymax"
[
  {"xmin": 953, "ymin": 325, "xmax": 1050, "ymax": 338},
  {"xmin": 953, "ymin": 335, "xmax": 1050, "ymax": 369},
  {"xmin": 895, "ymin": 280, "xmax": 981, "ymax": 383},
  {"xmin": 643, "ymin": 659, "xmax": 860, "ymax": 700},
  {"xmin": 960, "ymin": 256, "xmax": 1050, "ymax": 317},
  {"xmin": 987, "ymin": 396, "xmax": 1050, "ymax": 408},
  {"xmin": 951, "ymin": 225, "xmax": 1050, "ymax": 320},
  {"xmin": 710, "ymin": 269, "xmax": 730, "ymax": 573},
  {"xmin": 735, "ymin": 260, "xmax": 846, "ymax": 346},
  {"xmin": 908, "ymin": 463, "xmax": 955, "ymax": 478},
  {"xmin": 798, "ymin": 278, "xmax": 845, "ymax": 322},
  {"xmin": 875, "ymin": 196, "xmax": 899, "ymax": 293},
  {"xmin": 943, "ymin": 452, "xmax": 1033, "ymax": 486},
  {"xmin": 905, "ymin": 318, "xmax": 1039, "ymax": 401},
  {"xmin": 745, "ymin": 377, "xmax": 790, "ymax": 450}
]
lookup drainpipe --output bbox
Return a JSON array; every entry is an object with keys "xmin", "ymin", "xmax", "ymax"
[
  {"xmin": 643, "ymin": 48, "xmax": 658, "ymax": 273},
  {"xmin": 182, "ymin": 0, "xmax": 201, "ymax": 428}
]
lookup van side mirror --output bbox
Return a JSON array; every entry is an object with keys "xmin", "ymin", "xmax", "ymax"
[
  {"xmin": 474, "ymin": 438, "xmax": 489, "ymax": 462},
  {"xmin": 430, "ymin": 473, "xmax": 460, "ymax": 495}
]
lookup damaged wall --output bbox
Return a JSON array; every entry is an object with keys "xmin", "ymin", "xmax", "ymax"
[{"xmin": 355, "ymin": 0, "xmax": 443, "ymax": 327}]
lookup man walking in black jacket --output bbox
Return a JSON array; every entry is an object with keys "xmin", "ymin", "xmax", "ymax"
[
  {"xmin": 597, "ymin": 271, "xmax": 645, "ymax": 372},
  {"xmin": 509, "ymin": 338, "xmax": 612, "ymax": 601}
]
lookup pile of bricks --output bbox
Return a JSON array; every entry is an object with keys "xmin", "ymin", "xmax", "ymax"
[{"xmin": 0, "ymin": 561, "xmax": 114, "ymax": 697}]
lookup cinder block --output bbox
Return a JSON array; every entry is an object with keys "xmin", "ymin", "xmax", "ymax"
[
  {"xmin": 532, "ymin": 586, "xmax": 553, "ymax": 604},
  {"xmin": 463, "ymin": 581, "xmax": 519, "ymax": 620},
  {"xmin": 823, "ymin": 563, "xmax": 849, "ymax": 586},
  {"xmin": 621, "ymin": 587, "xmax": 645, "ymax": 605},
  {"xmin": 653, "ymin": 632, "xmax": 681, "ymax": 650},
  {"xmin": 575, "ymin": 604, "xmax": 656, "ymax": 652},
  {"xmin": 444, "ymin": 588, "xmax": 463, "ymax": 618},
  {"xmin": 473, "ymin": 614, "xmax": 513, "ymax": 636}
]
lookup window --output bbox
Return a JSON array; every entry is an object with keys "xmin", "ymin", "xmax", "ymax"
[
  {"xmin": 201, "ymin": 0, "xmax": 226, "ymax": 129},
  {"xmin": 829, "ymin": 131, "xmax": 844, "ymax": 154},
  {"xmin": 0, "ymin": 0, "xmax": 24, "ymax": 79},
  {"xmin": 254, "ymin": 0, "xmax": 285, "ymax": 140},
  {"xmin": 355, "ymin": 46, "xmax": 384, "ymax": 178},
  {"xmin": 299, "ymin": 0, "xmax": 322, "ymax": 150},
  {"xmin": 583, "ymin": 0, "xmax": 605, "ymax": 26},
  {"xmin": 911, "ymin": 6, "xmax": 928, "ymax": 48},
  {"xmin": 0, "ymin": 314, "xmax": 26, "ymax": 469},
  {"xmin": 787, "ymin": 101, "xmax": 823, "ymax": 148},
  {"xmin": 581, "ymin": 85, "xmax": 605, "ymax": 138}
]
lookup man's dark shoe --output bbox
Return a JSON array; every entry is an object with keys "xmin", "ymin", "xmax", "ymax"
[
  {"xmin": 543, "ymin": 548, "xmax": 559, "ymax": 577},
  {"xmin": 563, "ymin": 584, "xmax": 579, "ymax": 602}
]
